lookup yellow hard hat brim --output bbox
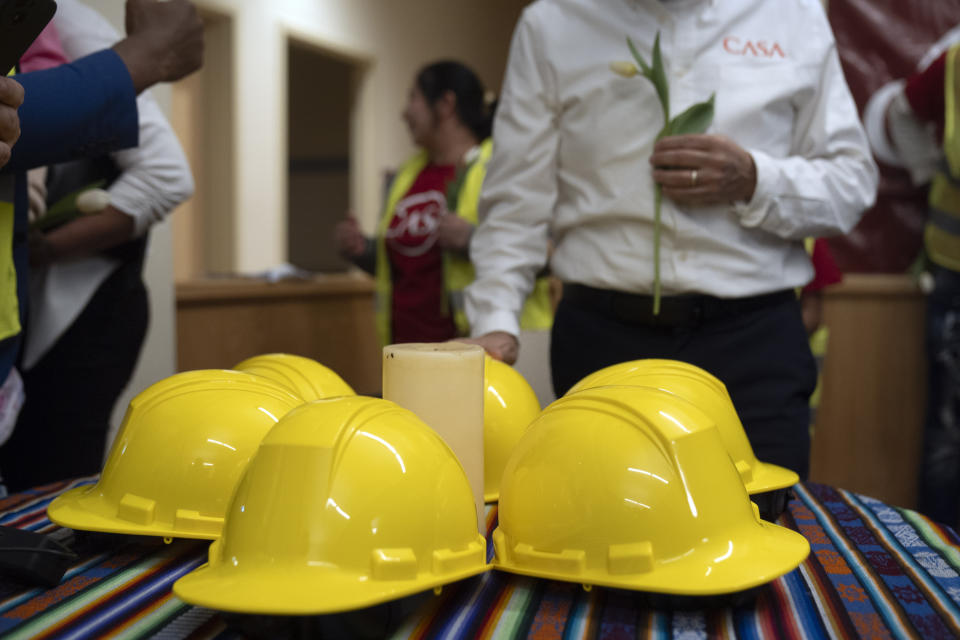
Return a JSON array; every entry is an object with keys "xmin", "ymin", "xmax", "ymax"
[
  {"xmin": 173, "ymin": 562, "xmax": 488, "ymax": 615},
  {"xmin": 48, "ymin": 486, "xmax": 221, "ymax": 540},
  {"xmin": 745, "ymin": 461, "xmax": 800, "ymax": 495},
  {"xmin": 493, "ymin": 521, "xmax": 809, "ymax": 595}
]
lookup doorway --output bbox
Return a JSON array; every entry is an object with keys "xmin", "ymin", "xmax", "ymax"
[{"xmin": 287, "ymin": 40, "xmax": 360, "ymax": 273}]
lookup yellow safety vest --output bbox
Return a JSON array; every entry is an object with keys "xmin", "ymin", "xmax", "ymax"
[
  {"xmin": 374, "ymin": 139, "xmax": 553, "ymax": 346},
  {"xmin": 0, "ymin": 65, "xmax": 19, "ymax": 343},
  {"xmin": 926, "ymin": 44, "xmax": 960, "ymax": 271},
  {"xmin": 0, "ymin": 174, "xmax": 18, "ymax": 343}
]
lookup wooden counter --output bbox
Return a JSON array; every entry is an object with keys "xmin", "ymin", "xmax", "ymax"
[
  {"xmin": 176, "ymin": 273, "xmax": 381, "ymax": 395},
  {"xmin": 810, "ymin": 273, "xmax": 927, "ymax": 509}
]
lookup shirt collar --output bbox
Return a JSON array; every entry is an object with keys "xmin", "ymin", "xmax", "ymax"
[{"xmin": 630, "ymin": 0, "xmax": 717, "ymax": 19}]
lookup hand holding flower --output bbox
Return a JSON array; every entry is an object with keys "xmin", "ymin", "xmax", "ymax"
[
  {"xmin": 650, "ymin": 134, "xmax": 757, "ymax": 206},
  {"xmin": 611, "ymin": 32, "xmax": 716, "ymax": 314}
]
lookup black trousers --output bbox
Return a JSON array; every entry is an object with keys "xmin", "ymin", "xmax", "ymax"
[
  {"xmin": 550, "ymin": 286, "xmax": 817, "ymax": 478},
  {"xmin": 0, "ymin": 258, "xmax": 148, "ymax": 492},
  {"xmin": 916, "ymin": 265, "xmax": 960, "ymax": 528}
]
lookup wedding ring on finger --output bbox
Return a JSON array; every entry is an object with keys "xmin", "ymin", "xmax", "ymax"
[{"xmin": 690, "ymin": 169, "xmax": 698, "ymax": 187}]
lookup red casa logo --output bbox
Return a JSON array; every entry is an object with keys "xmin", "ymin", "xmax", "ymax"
[{"xmin": 723, "ymin": 37, "xmax": 785, "ymax": 58}]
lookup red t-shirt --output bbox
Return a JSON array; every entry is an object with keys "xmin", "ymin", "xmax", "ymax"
[
  {"xmin": 804, "ymin": 238, "xmax": 843, "ymax": 293},
  {"xmin": 386, "ymin": 163, "xmax": 457, "ymax": 343}
]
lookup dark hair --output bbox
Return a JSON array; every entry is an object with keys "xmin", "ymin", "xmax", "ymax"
[{"xmin": 416, "ymin": 61, "xmax": 494, "ymax": 141}]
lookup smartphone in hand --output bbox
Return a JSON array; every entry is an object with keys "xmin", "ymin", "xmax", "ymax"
[{"xmin": 0, "ymin": 0, "xmax": 57, "ymax": 75}]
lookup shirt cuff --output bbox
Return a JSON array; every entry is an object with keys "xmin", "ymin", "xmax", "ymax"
[
  {"xmin": 863, "ymin": 80, "xmax": 906, "ymax": 167},
  {"xmin": 469, "ymin": 308, "xmax": 520, "ymax": 339},
  {"xmin": 732, "ymin": 148, "xmax": 776, "ymax": 229}
]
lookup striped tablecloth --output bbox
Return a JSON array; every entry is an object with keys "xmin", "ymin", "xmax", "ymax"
[{"xmin": 0, "ymin": 479, "xmax": 957, "ymax": 639}]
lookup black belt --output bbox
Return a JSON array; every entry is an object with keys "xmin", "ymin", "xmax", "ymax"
[{"xmin": 562, "ymin": 283, "xmax": 795, "ymax": 327}]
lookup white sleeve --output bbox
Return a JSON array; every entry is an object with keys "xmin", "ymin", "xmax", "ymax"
[
  {"xmin": 865, "ymin": 48, "xmax": 955, "ymax": 187},
  {"xmin": 52, "ymin": 0, "xmax": 195, "ymax": 237},
  {"xmin": 733, "ymin": 20, "xmax": 879, "ymax": 240},
  {"xmin": 884, "ymin": 90, "xmax": 942, "ymax": 186},
  {"xmin": 465, "ymin": 11, "xmax": 556, "ymax": 338}
]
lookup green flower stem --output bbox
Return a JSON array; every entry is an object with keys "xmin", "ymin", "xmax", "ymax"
[
  {"xmin": 653, "ymin": 183, "xmax": 663, "ymax": 315},
  {"xmin": 624, "ymin": 32, "xmax": 713, "ymax": 315},
  {"xmin": 651, "ymin": 120, "xmax": 668, "ymax": 315}
]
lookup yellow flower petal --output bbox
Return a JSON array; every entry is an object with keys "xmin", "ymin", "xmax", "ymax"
[{"xmin": 609, "ymin": 61, "xmax": 639, "ymax": 78}]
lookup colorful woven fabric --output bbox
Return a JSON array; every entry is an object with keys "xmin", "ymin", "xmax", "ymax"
[{"xmin": 0, "ymin": 481, "xmax": 957, "ymax": 639}]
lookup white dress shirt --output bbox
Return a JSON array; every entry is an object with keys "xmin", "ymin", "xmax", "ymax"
[
  {"xmin": 466, "ymin": 0, "xmax": 878, "ymax": 338},
  {"xmin": 23, "ymin": 0, "xmax": 194, "ymax": 369}
]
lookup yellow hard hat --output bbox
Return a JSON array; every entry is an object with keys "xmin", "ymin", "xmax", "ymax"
[
  {"xmin": 484, "ymin": 356, "xmax": 540, "ymax": 503},
  {"xmin": 233, "ymin": 353, "xmax": 355, "ymax": 401},
  {"xmin": 493, "ymin": 386, "xmax": 809, "ymax": 594},
  {"xmin": 47, "ymin": 370, "xmax": 303, "ymax": 539},
  {"xmin": 173, "ymin": 396, "xmax": 488, "ymax": 614},
  {"xmin": 566, "ymin": 359, "xmax": 798, "ymax": 494}
]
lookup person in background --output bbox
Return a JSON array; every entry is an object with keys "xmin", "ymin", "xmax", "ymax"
[
  {"xmin": 463, "ymin": 0, "xmax": 878, "ymax": 478},
  {"xmin": 801, "ymin": 237, "xmax": 843, "ymax": 429},
  {"xmin": 335, "ymin": 60, "xmax": 552, "ymax": 347},
  {"xmin": 864, "ymin": 26, "xmax": 960, "ymax": 529},
  {"xmin": 0, "ymin": 0, "xmax": 195, "ymax": 492},
  {"xmin": 0, "ymin": 0, "xmax": 202, "ymax": 493},
  {"xmin": 0, "ymin": 78, "xmax": 24, "ymax": 454}
]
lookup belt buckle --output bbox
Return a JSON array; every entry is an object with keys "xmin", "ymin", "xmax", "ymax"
[{"xmin": 611, "ymin": 293, "xmax": 655, "ymax": 325}]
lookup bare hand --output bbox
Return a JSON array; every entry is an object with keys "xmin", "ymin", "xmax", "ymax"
[
  {"xmin": 454, "ymin": 331, "xmax": 519, "ymax": 365},
  {"xmin": 437, "ymin": 213, "xmax": 474, "ymax": 251},
  {"xmin": 30, "ymin": 206, "xmax": 135, "ymax": 265},
  {"xmin": 114, "ymin": 0, "xmax": 204, "ymax": 93},
  {"xmin": 0, "ymin": 77, "xmax": 23, "ymax": 169},
  {"xmin": 800, "ymin": 291, "xmax": 823, "ymax": 335},
  {"xmin": 650, "ymin": 134, "xmax": 757, "ymax": 206},
  {"xmin": 335, "ymin": 214, "xmax": 367, "ymax": 259}
]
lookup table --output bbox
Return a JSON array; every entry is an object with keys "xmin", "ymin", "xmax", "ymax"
[{"xmin": 0, "ymin": 479, "xmax": 958, "ymax": 639}]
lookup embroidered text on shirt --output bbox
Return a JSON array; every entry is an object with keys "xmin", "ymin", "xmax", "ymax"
[{"xmin": 722, "ymin": 37, "xmax": 785, "ymax": 59}]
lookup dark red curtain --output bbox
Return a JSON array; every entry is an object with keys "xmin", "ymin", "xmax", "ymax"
[{"xmin": 827, "ymin": 0, "xmax": 960, "ymax": 272}]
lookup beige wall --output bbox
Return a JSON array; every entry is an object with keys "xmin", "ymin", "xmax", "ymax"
[
  {"xmin": 171, "ymin": 10, "xmax": 235, "ymax": 279},
  {"xmin": 181, "ymin": 0, "xmax": 528, "ymax": 273}
]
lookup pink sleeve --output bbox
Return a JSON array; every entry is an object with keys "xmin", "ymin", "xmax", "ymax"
[{"xmin": 19, "ymin": 22, "xmax": 69, "ymax": 72}]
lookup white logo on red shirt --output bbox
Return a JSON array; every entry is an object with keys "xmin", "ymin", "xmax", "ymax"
[
  {"xmin": 386, "ymin": 189, "xmax": 446, "ymax": 257},
  {"xmin": 723, "ymin": 37, "xmax": 785, "ymax": 59}
]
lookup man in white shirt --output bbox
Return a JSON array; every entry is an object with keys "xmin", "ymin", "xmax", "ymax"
[{"xmin": 464, "ymin": 0, "xmax": 878, "ymax": 477}]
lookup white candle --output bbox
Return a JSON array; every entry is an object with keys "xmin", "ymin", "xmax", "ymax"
[{"xmin": 382, "ymin": 343, "xmax": 485, "ymax": 529}]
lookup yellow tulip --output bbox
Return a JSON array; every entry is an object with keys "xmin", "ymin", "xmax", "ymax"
[{"xmin": 609, "ymin": 61, "xmax": 639, "ymax": 78}]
